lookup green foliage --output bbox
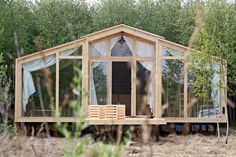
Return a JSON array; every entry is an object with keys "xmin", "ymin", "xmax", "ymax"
[
  {"xmin": 93, "ymin": 64, "xmax": 107, "ymax": 105},
  {"xmin": 0, "ymin": 0, "xmax": 36, "ymax": 57},
  {"xmin": 93, "ymin": 0, "xmax": 195, "ymax": 45},
  {"xmin": 188, "ymin": 51, "xmax": 218, "ymax": 98},
  {"xmin": 35, "ymin": 0, "xmax": 93, "ymax": 49},
  {"xmin": 193, "ymin": 0, "xmax": 236, "ymax": 95},
  {"xmin": 0, "ymin": 53, "xmax": 12, "ymax": 104},
  {"xmin": 0, "ymin": 123, "xmax": 14, "ymax": 136}
]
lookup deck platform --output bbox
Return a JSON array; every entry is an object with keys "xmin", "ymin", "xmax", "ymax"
[
  {"xmin": 86, "ymin": 117, "xmax": 167, "ymax": 125},
  {"xmin": 16, "ymin": 117, "xmax": 167, "ymax": 125}
]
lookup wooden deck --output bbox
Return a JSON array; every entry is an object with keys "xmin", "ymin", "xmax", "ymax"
[
  {"xmin": 15, "ymin": 116, "xmax": 227, "ymax": 124},
  {"xmin": 86, "ymin": 117, "xmax": 167, "ymax": 125},
  {"xmin": 15, "ymin": 117, "xmax": 166, "ymax": 125}
]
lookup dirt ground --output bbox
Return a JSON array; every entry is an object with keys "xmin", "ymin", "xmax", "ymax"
[{"xmin": 1, "ymin": 131, "xmax": 236, "ymax": 157}]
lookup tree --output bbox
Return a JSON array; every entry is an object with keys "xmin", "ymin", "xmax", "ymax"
[
  {"xmin": 194, "ymin": 0, "xmax": 236, "ymax": 95},
  {"xmin": 34, "ymin": 0, "xmax": 93, "ymax": 49}
]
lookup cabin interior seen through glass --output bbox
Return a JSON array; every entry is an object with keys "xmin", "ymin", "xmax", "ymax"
[{"xmin": 20, "ymin": 28, "xmax": 223, "ymax": 122}]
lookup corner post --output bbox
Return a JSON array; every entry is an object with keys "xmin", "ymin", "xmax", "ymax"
[
  {"xmin": 82, "ymin": 39, "xmax": 89, "ymax": 118},
  {"xmin": 155, "ymin": 39, "xmax": 162, "ymax": 118},
  {"xmin": 55, "ymin": 52, "xmax": 59, "ymax": 116},
  {"xmin": 15, "ymin": 59, "xmax": 22, "ymax": 122}
]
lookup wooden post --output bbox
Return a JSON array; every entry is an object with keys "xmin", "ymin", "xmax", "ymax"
[
  {"xmin": 15, "ymin": 59, "xmax": 22, "ymax": 121},
  {"xmin": 82, "ymin": 40, "xmax": 89, "ymax": 117},
  {"xmin": 55, "ymin": 52, "xmax": 59, "ymax": 116},
  {"xmin": 155, "ymin": 40, "xmax": 162, "ymax": 118},
  {"xmin": 131, "ymin": 39, "xmax": 137, "ymax": 116},
  {"xmin": 108, "ymin": 38, "xmax": 112, "ymax": 105},
  {"xmin": 184, "ymin": 61, "xmax": 188, "ymax": 118}
]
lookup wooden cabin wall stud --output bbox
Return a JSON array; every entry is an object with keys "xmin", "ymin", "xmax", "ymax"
[
  {"xmin": 108, "ymin": 38, "xmax": 112, "ymax": 105},
  {"xmin": 56, "ymin": 52, "xmax": 59, "ymax": 116},
  {"xmin": 156, "ymin": 40, "xmax": 162, "ymax": 118},
  {"xmin": 131, "ymin": 38, "xmax": 136, "ymax": 116},
  {"xmin": 184, "ymin": 52, "xmax": 188, "ymax": 118},
  {"xmin": 15, "ymin": 59, "xmax": 22, "ymax": 122},
  {"xmin": 82, "ymin": 39, "xmax": 89, "ymax": 118}
]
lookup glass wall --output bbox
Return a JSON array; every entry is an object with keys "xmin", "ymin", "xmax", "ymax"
[
  {"xmin": 22, "ymin": 55, "xmax": 56, "ymax": 117},
  {"xmin": 162, "ymin": 46, "xmax": 184, "ymax": 57},
  {"xmin": 111, "ymin": 37, "xmax": 132, "ymax": 56},
  {"xmin": 60, "ymin": 46, "xmax": 82, "ymax": 56},
  {"xmin": 136, "ymin": 61, "xmax": 154, "ymax": 116},
  {"xmin": 90, "ymin": 62, "xmax": 109, "ymax": 105},
  {"xmin": 19, "ymin": 34, "xmax": 224, "ymax": 121},
  {"xmin": 187, "ymin": 63, "xmax": 221, "ymax": 118},
  {"xmin": 162, "ymin": 60, "xmax": 184, "ymax": 117},
  {"xmin": 89, "ymin": 40, "xmax": 110, "ymax": 57},
  {"xmin": 59, "ymin": 59, "xmax": 82, "ymax": 117}
]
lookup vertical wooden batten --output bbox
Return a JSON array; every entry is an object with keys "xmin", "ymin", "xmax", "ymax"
[
  {"xmin": 221, "ymin": 61, "xmax": 227, "ymax": 119},
  {"xmin": 55, "ymin": 53, "xmax": 59, "ymax": 116},
  {"xmin": 184, "ymin": 57, "xmax": 188, "ymax": 118},
  {"xmin": 131, "ymin": 39, "xmax": 137, "ymax": 116},
  {"xmin": 15, "ymin": 59, "xmax": 23, "ymax": 121},
  {"xmin": 82, "ymin": 39, "xmax": 89, "ymax": 117},
  {"xmin": 156, "ymin": 39, "xmax": 162, "ymax": 118},
  {"xmin": 108, "ymin": 38, "xmax": 112, "ymax": 105}
]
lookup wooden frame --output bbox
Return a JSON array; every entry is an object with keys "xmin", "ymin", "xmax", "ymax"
[{"xmin": 15, "ymin": 24, "xmax": 227, "ymax": 124}]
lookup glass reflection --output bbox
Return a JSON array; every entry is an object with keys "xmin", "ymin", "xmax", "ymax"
[{"xmin": 162, "ymin": 60, "xmax": 184, "ymax": 117}]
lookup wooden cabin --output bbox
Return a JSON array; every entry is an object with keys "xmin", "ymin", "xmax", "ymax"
[{"xmin": 15, "ymin": 24, "xmax": 227, "ymax": 125}]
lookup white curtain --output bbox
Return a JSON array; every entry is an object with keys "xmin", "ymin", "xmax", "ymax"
[
  {"xmin": 122, "ymin": 36, "xmax": 155, "ymax": 111},
  {"xmin": 138, "ymin": 61, "xmax": 154, "ymax": 112},
  {"xmin": 211, "ymin": 63, "xmax": 221, "ymax": 117},
  {"xmin": 123, "ymin": 36, "xmax": 133, "ymax": 51},
  {"xmin": 90, "ymin": 40, "xmax": 110, "ymax": 57},
  {"xmin": 23, "ymin": 47, "xmax": 78, "ymax": 112},
  {"xmin": 136, "ymin": 40, "xmax": 155, "ymax": 57},
  {"xmin": 90, "ymin": 39, "xmax": 111, "ymax": 105},
  {"xmin": 111, "ymin": 36, "xmax": 120, "ymax": 48}
]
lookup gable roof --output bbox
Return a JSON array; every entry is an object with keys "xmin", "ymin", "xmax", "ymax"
[{"xmin": 17, "ymin": 24, "xmax": 192, "ymax": 63}]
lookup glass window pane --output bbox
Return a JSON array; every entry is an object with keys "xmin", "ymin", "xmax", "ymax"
[
  {"xmin": 23, "ymin": 62, "xmax": 56, "ymax": 117},
  {"xmin": 162, "ymin": 60, "xmax": 184, "ymax": 117},
  {"xmin": 162, "ymin": 46, "xmax": 184, "ymax": 57},
  {"xmin": 59, "ymin": 60, "xmax": 82, "ymax": 117},
  {"xmin": 111, "ymin": 36, "xmax": 132, "ymax": 56},
  {"xmin": 60, "ymin": 46, "xmax": 82, "ymax": 56},
  {"xmin": 136, "ymin": 61, "xmax": 154, "ymax": 116},
  {"xmin": 90, "ymin": 62, "xmax": 109, "ymax": 105},
  {"xmin": 136, "ymin": 40, "xmax": 155, "ymax": 57},
  {"xmin": 187, "ymin": 63, "xmax": 221, "ymax": 117},
  {"xmin": 90, "ymin": 40, "xmax": 110, "ymax": 57}
]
